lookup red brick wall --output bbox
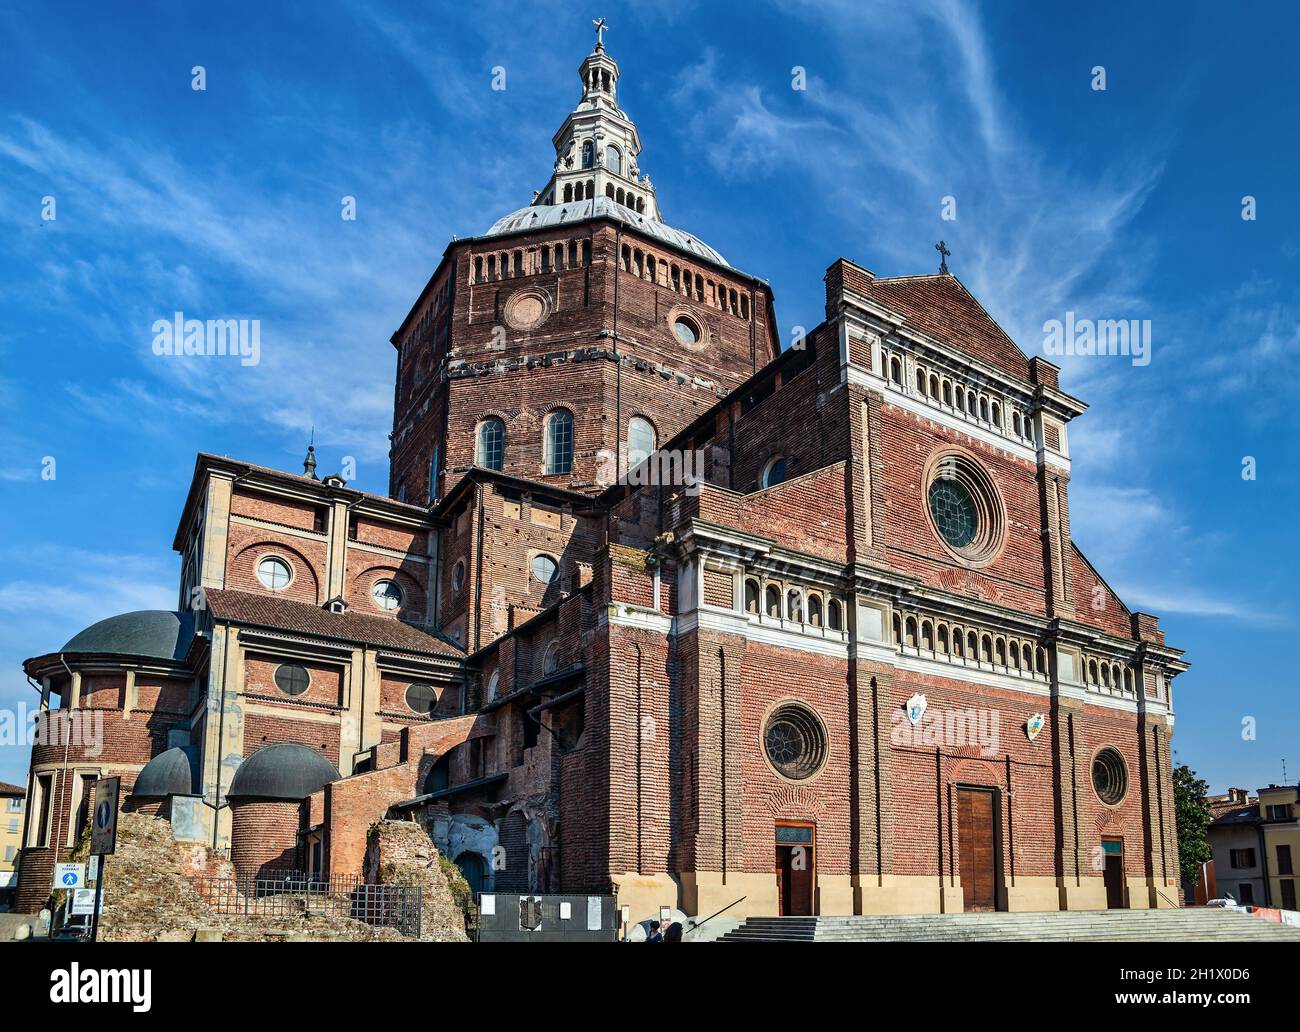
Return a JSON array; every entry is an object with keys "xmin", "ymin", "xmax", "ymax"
[{"xmin": 230, "ymin": 800, "xmax": 302, "ymax": 877}]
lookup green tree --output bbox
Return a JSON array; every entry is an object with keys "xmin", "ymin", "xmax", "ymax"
[{"xmin": 1173, "ymin": 763, "xmax": 1213, "ymax": 888}]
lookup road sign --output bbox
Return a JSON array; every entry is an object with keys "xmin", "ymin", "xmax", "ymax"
[
  {"xmin": 90, "ymin": 777, "xmax": 120, "ymax": 856},
  {"xmin": 53, "ymin": 863, "xmax": 85, "ymax": 890},
  {"xmin": 71, "ymin": 887, "xmax": 98, "ymax": 915}
]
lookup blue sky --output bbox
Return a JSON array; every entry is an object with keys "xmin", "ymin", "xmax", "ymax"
[{"xmin": 1, "ymin": 0, "xmax": 1296, "ymax": 793}]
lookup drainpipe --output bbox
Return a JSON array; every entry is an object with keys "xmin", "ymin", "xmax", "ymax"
[
  {"xmin": 51, "ymin": 655, "xmax": 75, "ymax": 863},
  {"xmin": 613, "ymin": 225, "xmax": 622, "ymax": 483},
  {"xmin": 211, "ymin": 628, "xmax": 233, "ymax": 851}
]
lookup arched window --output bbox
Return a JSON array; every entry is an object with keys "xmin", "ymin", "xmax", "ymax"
[
  {"xmin": 807, "ymin": 595, "xmax": 822, "ymax": 627},
  {"xmin": 929, "ymin": 374, "xmax": 939, "ymax": 399},
  {"xmin": 761, "ymin": 457, "xmax": 786, "ymax": 488},
  {"xmin": 967, "ymin": 630, "xmax": 978, "ymax": 656},
  {"xmin": 979, "ymin": 397, "xmax": 990, "ymax": 422},
  {"xmin": 545, "ymin": 409, "xmax": 573, "ymax": 474},
  {"xmin": 905, "ymin": 616, "xmax": 917, "ymax": 647},
  {"xmin": 916, "ymin": 368, "xmax": 926, "ymax": 393},
  {"xmin": 786, "ymin": 589, "xmax": 803, "ymax": 622},
  {"xmin": 980, "ymin": 634, "xmax": 993, "ymax": 662},
  {"xmin": 995, "ymin": 638, "xmax": 1006, "ymax": 665},
  {"xmin": 937, "ymin": 625, "xmax": 949, "ymax": 653},
  {"xmin": 921, "ymin": 621, "xmax": 934, "ymax": 650},
  {"xmin": 942, "ymin": 381, "xmax": 953, "ymax": 406},
  {"xmin": 890, "ymin": 356, "xmax": 903, "ymax": 385},
  {"xmin": 827, "ymin": 599, "xmax": 843, "ymax": 632},
  {"xmin": 953, "ymin": 629, "xmax": 964, "ymax": 657},
  {"xmin": 606, "ymin": 145, "xmax": 621, "ymax": 174},
  {"xmin": 628, "ymin": 416, "xmax": 655, "ymax": 470},
  {"xmin": 764, "ymin": 585, "xmax": 781, "ymax": 618},
  {"xmin": 581, "ymin": 140, "xmax": 594, "ymax": 168},
  {"xmin": 1012, "ymin": 412, "xmax": 1022, "ymax": 436},
  {"xmin": 476, "ymin": 418, "xmax": 505, "ymax": 471},
  {"xmin": 744, "ymin": 578, "xmax": 760, "ymax": 614},
  {"xmin": 892, "ymin": 612, "xmax": 902, "ymax": 644}
]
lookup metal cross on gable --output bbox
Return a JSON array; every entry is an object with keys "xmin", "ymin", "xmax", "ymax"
[
  {"xmin": 593, "ymin": 18, "xmax": 609, "ymax": 48},
  {"xmin": 935, "ymin": 240, "xmax": 951, "ymax": 275}
]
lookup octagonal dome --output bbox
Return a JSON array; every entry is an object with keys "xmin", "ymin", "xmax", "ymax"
[{"xmin": 485, "ymin": 197, "xmax": 729, "ymax": 268}]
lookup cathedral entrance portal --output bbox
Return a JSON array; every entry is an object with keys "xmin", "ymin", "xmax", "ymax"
[
  {"xmin": 775, "ymin": 822, "xmax": 816, "ymax": 916},
  {"xmin": 956, "ymin": 787, "xmax": 1000, "ymax": 912}
]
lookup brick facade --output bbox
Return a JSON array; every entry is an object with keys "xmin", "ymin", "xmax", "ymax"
[{"xmin": 15, "ymin": 36, "xmax": 1187, "ymax": 925}]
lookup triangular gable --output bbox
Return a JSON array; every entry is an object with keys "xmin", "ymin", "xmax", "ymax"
[
  {"xmin": 1069, "ymin": 543, "xmax": 1133, "ymax": 639},
  {"xmin": 863, "ymin": 274, "xmax": 1031, "ymax": 381}
]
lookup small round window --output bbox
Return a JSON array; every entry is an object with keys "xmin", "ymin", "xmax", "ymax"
[
  {"xmin": 256, "ymin": 556, "xmax": 292, "ymax": 591},
  {"xmin": 761, "ymin": 457, "xmax": 786, "ymax": 488},
  {"xmin": 451, "ymin": 561, "xmax": 465, "ymax": 593},
  {"xmin": 1092, "ymin": 747, "xmax": 1128, "ymax": 805},
  {"xmin": 405, "ymin": 682, "xmax": 439, "ymax": 716},
  {"xmin": 763, "ymin": 704, "xmax": 827, "ymax": 781},
  {"xmin": 372, "ymin": 579, "xmax": 402, "ymax": 610},
  {"xmin": 274, "ymin": 663, "xmax": 310, "ymax": 696},
  {"xmin": 531, "ymin": 554, "xmax": 558, "ymax": 585},
  {"xmin": 672, "ymin": 316, "xmax": 700, "ymax": 346}
]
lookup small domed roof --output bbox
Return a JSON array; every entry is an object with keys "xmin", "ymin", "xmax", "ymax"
[
  {"xmin": 62, "ymin": 611, "xmax": 195, "ymax": 662},
  {"xmin": 131, "ymin": 748, "xmax": 194, "ymax": 798},
  {"xmin": 227, "ymin": 743, "xmax": 340, "ymax": 801}
]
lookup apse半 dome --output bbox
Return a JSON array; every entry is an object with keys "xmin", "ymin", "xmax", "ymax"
[{"xmin": 226, "ymin": 742, "xmax": 341, "ymax": 801}]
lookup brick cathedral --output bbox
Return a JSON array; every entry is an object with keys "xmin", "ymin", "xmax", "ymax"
[{"xmin": 15, "ymin": 30, "xmax": 1187, "ymax": 921}]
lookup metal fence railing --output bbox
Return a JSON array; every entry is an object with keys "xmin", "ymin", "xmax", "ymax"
[{"xmin": 189, "ymin": 871, "xmax": 421, "ymax": 938}]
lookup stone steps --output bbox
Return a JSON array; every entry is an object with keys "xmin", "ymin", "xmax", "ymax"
[{"xmin": 719, "ymin": 909, "xmax": 1300, "ymax": 942}]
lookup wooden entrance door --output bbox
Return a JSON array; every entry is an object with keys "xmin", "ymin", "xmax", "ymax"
[
  {"xmin": 957, "ymin": 788, "xmax": 998, "ymax": 912},
  {"xmin": 775, "ymin": 823, "xmax": 815, "ymax": 915},
  {"xmin": 1103, "ymin": 838, "xmax": 1126, "ymax": 909}
]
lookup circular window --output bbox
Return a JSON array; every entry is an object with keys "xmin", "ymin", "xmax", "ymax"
[
  {"xmin": 531, "ymin": 554, "xmax": 558, "ymax": 585},
  {"xmin": 451, "ymin": 561, "xmax": 465, "ymax": 593},
  {"xmin": 924, "ymin": 452, "xmax": 1006, "ymax": 565},
  {"xmin": 486, "ymin": 671, "xmax": 499, "ymax": 701},
  {"xmin": 1092, "ymin": 747, "xmax": 1128, "ymax": 805},
  {"xmin": 504, "ymin": 289, "xmax": 552, "ymax": 331},
  {"xmin": 929, "ymin": 478, "xmax": 978, "ymax": 549},
  {"xmin": 762, "ymin": 704, "xmax": 828, "ymax": 781},
  {"xmin": 672, "ymin": 316, "xmax": 701, "ymax": 346},
  {"xmin": 274, "ymin": 663, "xmax": 310, "ymax": 696},
  {"xmin": 372, "ymin": 579, "xmax": 403, "ymax": 610},
  {"xmin": 405, "ymin": 682, "xmax": 439, "ymax": 716},
  {"xmin": 761, "ymin": 457, "xmax": 786, "ymax": 488},
  {"xmin": 256, "ymin": 556, "xmax": 292, "ymax": 591}
]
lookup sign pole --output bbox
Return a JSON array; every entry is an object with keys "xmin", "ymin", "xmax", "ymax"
[
  {"xmin": 88, "ymin": 776, "xmax": 120, "ymax": 944},
  {"xmin": 89, "ymin": 856, "xmax": 105, "ymax": 943}
]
